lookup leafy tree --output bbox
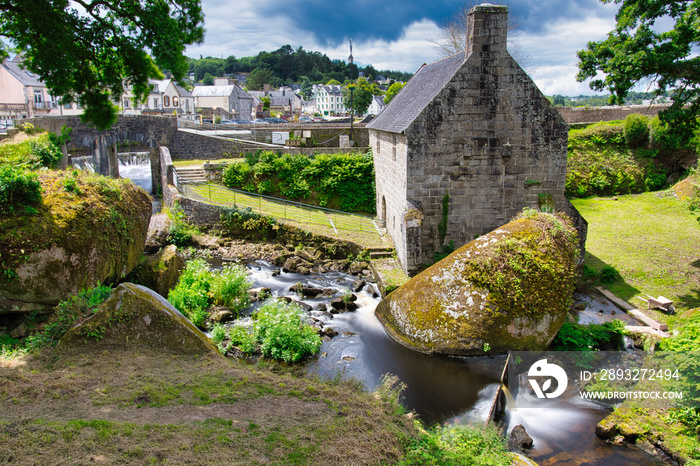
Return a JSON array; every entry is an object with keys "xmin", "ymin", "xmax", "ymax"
[
  {"xmin": 299, "ymin": 76, "xmax": 313, "ymax": 100},
  {"xmin": 343, "ymin": 78, "xmax": 381, "ymax": 116},
  {"xmin": 384, "ymin": 82, "xmax": 405, "ymax": 104},
  {"xmin": 246, "ymin": 68, "xmax": 274, "ymax": 91},
  {"xmin": 577, "ymin": 0, "xmax": 700, "ymax": 144},
  {"xmin": 326, "ymin": 79, "xmax": 341, "ymax": 86},
  {"xmin": 0, "ymin": 0, "xmax": 204, "ymax": 130},
  {"xmin": 261, "ymin": 97, "xmax": 270, "ymax": 111},
  {"xmin": 202, "ymin": 73, "xmax": 215, "ymax": 86}
]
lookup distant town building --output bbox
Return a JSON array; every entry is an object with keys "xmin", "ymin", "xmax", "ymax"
[
  {"xmin": 191, "ymin": 84, "xmax": 254, "ymax": 121},
  {"xmin": 313, "ymin": 85, "xmax": 347, "ymax": 116},
  {"xmin": 0, "ymin": 55, "xmax": 82, "ymax": 122}
]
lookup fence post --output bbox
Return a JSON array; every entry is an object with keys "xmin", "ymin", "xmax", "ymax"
[{"xmin": 208, "ymin": 184, "xmax": 211, "ymax": 202}]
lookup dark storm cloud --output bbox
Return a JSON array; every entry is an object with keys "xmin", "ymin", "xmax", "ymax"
[{"xmin": 251, "ymin": 0, "xmax": 614, "ymax": 46}]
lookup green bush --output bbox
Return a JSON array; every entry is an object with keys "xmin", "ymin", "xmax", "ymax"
[
  {"xmin": 599, "ymin": 265, "xmax": 620, "ymax": 283},
  {"xmin": 166, "ymin": 204, "xmax": 200, "ymax": 247},
  {"xmin": 211, "ymin": 264, "xmax": 251, "ymax": 309},
  {"xmin": 255, "ymin": 299, "xmax": 322, "ymax": 363},
  {"xmin": 168, "ymin": 259, "xmax": 251, "ymax": 329},
  {"xmin": 29, "ymin": 138, "xmax": 62, "ymax": 169},
  {"xmin": 650, "ymin": 116, "xmax": 684, "ymax": 150},
  {"xmin": 623, "ymin": 113, "xmax": 649, "ymax": 148},
  {"xmin": 221, "ymin": 150, "xmax": 376, "ymax": 214},
  {"xmin": 25, "ymin": 285, "xmax": 112, "ymax": 350},
  {"xmin": 0, "ymin": 164, "xmax": 42, "ymax": 213},
  {"xmin": 224, "ymin": 298, "xmax": 321, "ymax": 363},
  {"xmin": 550, "ymin": 321, "xmax": 626, "ymax": 351},
  {"xmin": 400, "ymin": 424, "xmax": 511, "ymax": 466}
]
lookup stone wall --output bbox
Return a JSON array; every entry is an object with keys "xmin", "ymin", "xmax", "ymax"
[
  {"xmin": 370, "ymin": 5, "xmax": 570, "ymax": 274},
  {"xmin": 556, "ymin": 104, "xmax": 668, "ymax": 125},
  {"xmin": 23, "ymin": 115, "xmax": 177, "ymax": 150},
  {"xmin": 169, "ymin": 130, "xmax": 240, "ymax": 160}
]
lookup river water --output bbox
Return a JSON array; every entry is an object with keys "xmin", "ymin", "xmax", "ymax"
[
  {"xmin": 237, "ymin": 260, "xmax": 667, "ymax": 466},
  {"xmin": 106, "ymin": 159, "xmax": 667, "ymax": 465}
]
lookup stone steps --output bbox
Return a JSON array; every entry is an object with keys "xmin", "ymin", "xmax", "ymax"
[
  {"xmin": 176, "ymin": 166, "xmax": 207, "ymax": 183},
  {"xmin": 367, "ymin": 247, "xmax": 394, "ymax": 260}
]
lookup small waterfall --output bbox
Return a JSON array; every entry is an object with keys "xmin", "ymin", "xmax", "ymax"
[
  {"xmin": 70, "ymin": 152, "xmax": 152, "ymax": 194},
  {"xmin": 70, "ymin": 156, "xmax": 94, "ymax": 171}
]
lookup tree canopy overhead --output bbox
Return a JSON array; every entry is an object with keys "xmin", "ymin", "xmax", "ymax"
[
  {"xmin": 577, "ymin": 0, "xmax": 700, "ymax": 142},
  {"xmin": 0, "ymin": 0, "xmax": 204, "ymax": 130}
]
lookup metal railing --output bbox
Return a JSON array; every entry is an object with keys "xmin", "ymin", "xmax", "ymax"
[{"xmin": 173, "ymin": 169, "xmax": 383, "ymax": 237}]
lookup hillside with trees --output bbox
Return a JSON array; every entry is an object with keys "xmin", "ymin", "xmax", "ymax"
[{"xmin": 187, "ymin": 45, "xmax": 412, "ymax": 88}]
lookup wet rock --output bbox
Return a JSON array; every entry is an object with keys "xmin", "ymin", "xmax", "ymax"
[
  {"xmin": 296, "ymin": 266, "xmax": 311, "ymax": 275},
  {"xmin": 282, "ymin": 257, "xmax": 298, "ymax": 273},
  {"xmin": 508, "ymin": 425, "xmax": 534, "ymax": 451},
  {"xmin": 293, "ymin": 283, "xmax": 324, "ymax": 297},
  {"xmin": 296, "ymin": 247, "xmax": 322, "ymax": 263},
  {"xmin": 209, "ymin": 309, "xmax": 235, "ymax": 324},
  {"xmin": 126, "ymin": 245, "xmax": 185, "ymax": 298},
  {"xmin": 375, "ymin": 212, "xmax": 579, "ymax": 355},
  {"xmin": 348, "ymin": 261, "xmax": 369, "ymax": 275},
  {"xmin": 352, "ymin": 279, "xmax": 367, "ymax": 292},
  {"xmin": 322, "ymin": 327, "xmax": 339, "ymax": 338}
]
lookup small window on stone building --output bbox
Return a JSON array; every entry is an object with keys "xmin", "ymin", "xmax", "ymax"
[
  {"xmin": 376, "ymin": 139, "xmax": 380, "ymax": 154},
  {"xmin": 392, "ymin": 146, "xmax": 396, "ymax": 162},
  {"xmin": 392, "ymin": 134, "xmax": 397, "ymax": 145},
  {"xmin": 164, "ymin": 95, "xmax": 170, "ymax": 107},
  {"xmin": 173, "ymin": 96, "xmax": 179, "ymax": 107}
]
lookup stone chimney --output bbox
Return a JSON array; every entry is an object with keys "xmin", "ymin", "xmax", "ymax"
[{"xmin": 466, "ymin": 3, "xmax": 508, "ymax": 56}]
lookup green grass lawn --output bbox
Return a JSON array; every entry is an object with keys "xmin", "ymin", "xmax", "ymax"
[
  {"xmin": 184, "ymin": 182, "xmax": 390, "ymax": 249},
  {"xmin": 572, "ymin": 190, "xmax": 700, "ymax": 312}
]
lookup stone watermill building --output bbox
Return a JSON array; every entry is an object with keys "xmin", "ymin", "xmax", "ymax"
[{"xmin": 368, "ymin": 4, "xmax": 576, "ymax": 274}]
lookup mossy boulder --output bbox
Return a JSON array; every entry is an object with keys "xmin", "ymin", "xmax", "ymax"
[
  {"xmin": 126, "ymin": 245, "xmax": 185, "ymax": 298},
  {"xmin": 0, "ymin": 171, "xmax": 151, "ymax": 312},
  {"xmin": 375, "ymin": 211, "xmax": 579, "ymax": 355},
  {"xmin": 58, "ymin": 283, "xmax": 219, "ymax": 355}
]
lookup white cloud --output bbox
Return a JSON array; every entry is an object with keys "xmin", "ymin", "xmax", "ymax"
[{"xmin": 315, "ymin": 20, "xmax": 441, "ymax": 73}]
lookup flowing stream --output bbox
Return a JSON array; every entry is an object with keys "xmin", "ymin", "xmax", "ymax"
[
  {"xmin": 226, "ymin": 260, "xmax": 668, "ymax": 465},
  {"xmin": 111, "ymin": 157, "xmax": 668, "ymax": 465}
]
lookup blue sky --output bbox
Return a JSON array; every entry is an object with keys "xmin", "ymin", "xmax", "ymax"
[{"xmin": 185, "ymin": 0, "xmax": 636, "ymax": 96}]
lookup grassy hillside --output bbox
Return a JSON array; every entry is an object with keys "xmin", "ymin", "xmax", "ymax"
[
  {"xmin": 566, "ymin": 117, "xmax": 697, "ymax": 198},
  {"xmin": 572, "ymin": 190, "xmax": 700, "ymax": 313}
]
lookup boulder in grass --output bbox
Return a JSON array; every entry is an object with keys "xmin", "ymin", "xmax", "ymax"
[{"xmin": 59, "ymin": 283, "xmax": 219, "ymax": 355}]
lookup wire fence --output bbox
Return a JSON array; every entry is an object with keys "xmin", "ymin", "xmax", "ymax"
[{"xmin": 173, "ymin": 170, "xmax": 385, "ymax": 241}]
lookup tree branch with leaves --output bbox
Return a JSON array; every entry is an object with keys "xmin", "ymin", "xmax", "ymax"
[
  {"xmin": 577, "ymin": 0, "xmax": 700, "ymax": 144},
  {"xmin": 0, "ymin": 0, "xmax": 204, "ymax": 130}
]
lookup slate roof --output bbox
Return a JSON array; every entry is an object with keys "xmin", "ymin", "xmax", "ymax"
[
  {"xmin": 2, "ymin": 58, "xmax": 45, "ymax": 87},
  {"xmin": 191, "ymin": 85, "xmax": 237, "ymax": 97},
  {"xmin": 367, "ymin": 52, "xmax": 465, "ymax": 134}
]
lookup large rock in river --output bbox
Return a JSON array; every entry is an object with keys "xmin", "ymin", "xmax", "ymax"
[
  {"xmin": 126, "ymin": 245, "xmax": 185, "ymax": 298},
  {"xmin": 375, "ymin": 211, "xmax": 579, "ymax": 355},
  {"xmin": 58, "ymin": 283, "xmax": 219, "ymax": 355},
  {"xmin": 0, "ymin": 171, "xmax": 151, "ymax": 313}
]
